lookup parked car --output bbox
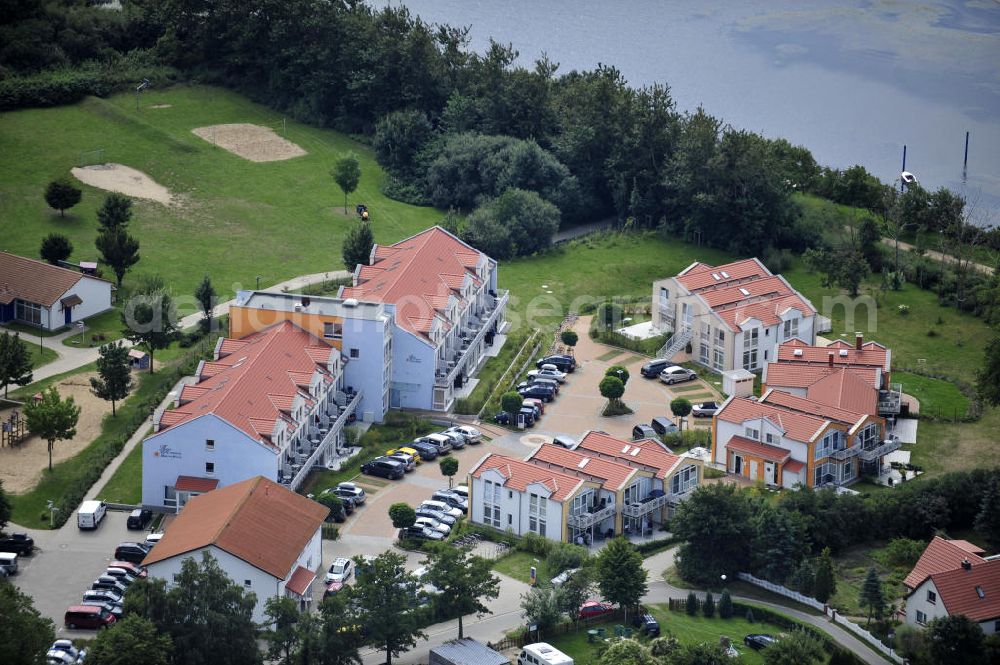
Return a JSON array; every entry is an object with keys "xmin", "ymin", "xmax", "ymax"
[
  {"xmin": 400, "ymin": 525, "xmax": 445, "ymax": 541},
  {"xmin": 64, "ymin": 604, "xmax": 116, "ymax": 630},
  {"xmin": 691, "ymin": 401, "xmax": 720, "ymax": 417},
  {"xmin": 550, "ymin": 568, "xmax": 579, "ymax": 588},
  {"xmin": 494, "ymin": 411, "xmax": 512, "ymax": 425},
  {"xmin": 517, "ymin": 407, "xmax": 536, "ymax": 426},
  {"xmin": 518, "ymin": 385, "xmax": 555, "ymax": 402},
  {"xmin": 91, "ymin": 577, "xmax": 129, "ymax": 596},
  {"xmin": 437, "ymin": 430, "xmax": 467, "ymax": 450},
  {"xmin": 387, "ymin": 452, "xmax": 417, "ymax": 472},
  {"xmin": 361, "ymin": 457, "xmax": 405, "ymax": 480},
  {"xmin": 415, "ymin": 516, "xmax": 451, "ymax": 535},
  {"xmin": 432, "ymin": 490, "xmax": 468, "ymax": 512},
  {"xmin": 578, "ymin": 600, "xmax": 615, "ymax": 620},
  {"xmin": 126, "ymin": 508, "xmax": 152, "ymax": 530},
  {"xmin": 46, "ymin": 639, "xmax": 87, "ymax": 664},
  {"xmin": 632, "ymin": 424, "xmax": 657, "ymax": 440},
  {"xmin": 451, "ymin": 485, "xmax": 469, "ymax": 501},
  {"xmin": 113, "ymin": 542, "xmax": 150, "ymax": 565},
  {"xmin": 527, "ymin": 366, "xmax": 567, "ymax": 383},
  {"xmin": 633, "ymin": 612, "xmax": 660, "ymax": 636},
  {"xmin": 323, "ymin": 486, "xmax": 360, "ymax": 509},
  {"xmin": 77, "ymin": 500, "xmax": 107, "ymax": 530},
  {"xmin": 143, "ymin": 533, "xmax": 164, "ymax": 549},
  {"xmin": 744, "ymin": 634, "xmax": 777, "ymax": 650},
  {"xmin": 104, "ymin": 567, "xmax": 139, "ymax": 586},
  {"xmin": 658, "ymin": 365, "xmax": 697, "ymax": 384},
  {"xmin": 536, "ymin": 355, "xmax": 576, "ymax": 372},
  {"xmin": 523, "ymin": 397, "xmax": 545, "ymax": 415},
  {"xmin": 82, "ymin": 589, "xmax": 123, "ymax": 606},
  {"xmin": 0, "ymin": 532, "xmax": 34, "ymax": 555},
  {"xmin": 408, "ymin": 441, "xmax": 439, "ymax": 461},
  {"xmin": 416, "ymin": 433, "xmax": 453, "ymax": 455},
  {"xmin": 650, "ymin": 416, "xmax": 679, "ymax": 436},
  {"xmin": 386, "ymin": 447, "xmax": 422, "ymax": 464},
  {"xmin": 0, "ymin": 552, "xmax": 18, "ymax": 577},
  {"xmin": 108, "ymin": 560, "xmax": 147, "ymax": 578},
  {"xmin": 553, "ymin": 435, "xmax": 576, "ymax": 449},
  {"xmin": 420, "ymin": 500, "xmax": 463, "ymax": 519},
  {"xmin": 335, "ymin": 481, "xmax": 367, "ymax": 504},
  {"xmin": 528, "ymin": 376, "xmax": 560, "ymax": 393},
  {"xmin": 415, "ymin": 506, "xmax": 457, "ymax": 526},
  {"xmin": 445, "ymin": 425, "xmax": 482, "ymax": 444},
  {"xmin": 522, "ymin": 400, "xmax": 541, "ymax": 419},
  {"xmin": 80, "ymin": 600, "xmax": 123, "ymax": 619},
  {"xmin": 640, "ymin": 358, "xmax": 671, "ymax": 378},
  {"xmin": 325, "ymin": 557, "xmax": 354, "ymax": 584}
]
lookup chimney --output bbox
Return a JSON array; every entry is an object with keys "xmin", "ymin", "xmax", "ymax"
[
  {"xmin": 828, "ymin": 352, "xmax": 834, "ymax": 367},
  {"xmin": 961, "ymin": 558, "xmax": 972, "ymax": 571},
  {"xmin": 855, "ymin": 332, "xmax": 863, "ymax": 350}
]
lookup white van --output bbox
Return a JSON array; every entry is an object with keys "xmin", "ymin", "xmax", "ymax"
[
  {"xmin": 0, "ymin": 552, "xmax": 18, "ymax": 576},
  {"xmin": 77, "ymin": 500, "xmax": 107, "ymax": 530},
  {"xmin": 518, "ymin": 643, "xmax": 574, "ymax": 665}
]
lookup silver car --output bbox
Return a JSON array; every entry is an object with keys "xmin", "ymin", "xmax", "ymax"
[
  {"xmin": 415, "ymin": 516, "xmax": 451, "ymax": 535},
  {"xmin": 658, "ymin": 365, "xmax": 697, "ymax": 384}
]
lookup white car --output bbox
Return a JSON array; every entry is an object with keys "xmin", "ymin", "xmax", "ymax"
[
  {"xmin": 46, "ymin": 640, "xmax": 86, "ymax": 664},
  {"xmin": 526, "ymin": 367, "xmax": 567, "ymax": 383},
  {"xmin": 415, "ymin": 516, "xmax": 451, "ymax": 535},
  {"xmin": 144, "ymin": 532, "xmax": 164, "ymax": 549},
  {"xmin": 658, "ymin": 365, "xmax": 697, "ymax": 385},
  {"xmin": 445, "ymin": 425, "xmax": 482, "ymax": 444},
  {"xmin": 325, "ymin": 557, "xmax": 353, "ymax": 584},
  {"xmin": 420, "ymin": 500, "xmax": 464, "ymax": 519},
  {"xmin": 451, "ymin": 484, "xmax": 469, "ymax": 501}
]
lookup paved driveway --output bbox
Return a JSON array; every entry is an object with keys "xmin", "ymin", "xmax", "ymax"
[{"xmin": 532, "ymin": 317, "xmax": 720, "ymax": 441}]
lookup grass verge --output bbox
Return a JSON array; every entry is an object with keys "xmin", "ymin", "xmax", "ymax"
[
  {"xmin": 893, "ymin": 371, "xmax": 971, "ymax": 421},
  {"xmin": 95, "ymin": 433, "xmax": 146, "ymax": 504},
  {"xmin": 492, "ymin": 550, "xmax": 545, "ymax": 585},
  {"xmin": 28, "ymin": 344, "xmax": 58, "ymax": 369}
]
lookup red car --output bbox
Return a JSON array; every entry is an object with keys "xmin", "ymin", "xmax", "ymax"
[{"xmin": 578, "ymin": 600, "xmax": 615, "ymax": 620}]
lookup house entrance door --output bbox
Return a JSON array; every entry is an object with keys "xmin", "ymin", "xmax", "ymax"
[
  {"xmin": 732, "ymin": 454, "xmax": 742, "ymax": 475},
  {"xmin": 64, "ymin": 306, "xmax": 72, "ymax": 325},
  {"xmin": 749, "ymin": 460, "xmax": 759, "ymax": 480},
  {"xmin": 765, "ymin": 461, "xmax": 776, "ymax": 485}
]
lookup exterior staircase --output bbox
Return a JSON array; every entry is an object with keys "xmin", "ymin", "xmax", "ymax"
[{"xmin": 657, "ymin": 326, "xmax": 693, "ymax": 360}]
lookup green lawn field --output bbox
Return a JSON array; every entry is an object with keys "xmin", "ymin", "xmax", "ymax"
[{"xmin": 0, "ymin": 84, "xmax": 443, "ymax": 299}]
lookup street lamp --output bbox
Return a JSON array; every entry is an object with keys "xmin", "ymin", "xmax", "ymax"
[{"xmin": 256, "ymin": 275, "xmax": 263, "ymax": 290}]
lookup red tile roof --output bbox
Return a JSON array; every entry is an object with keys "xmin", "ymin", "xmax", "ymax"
[
  {"xmin": 575, "ymin": 431, "xmax": 682, "ymax": 479},
  {"xmin": 764, "ymin": 363, "xmax": 879, "ymax": 391},
  {"xmin": 470, "ymin": 454, "xmax": 583, "ymax": 502},
  {"xmin": 725, "ymin": 435, "xmax": 792, "ymax": 462},
  {"xmin": 904, "ymin": 536, "xmax": 988, "ymax": 589},
  {"xmin": 716, "ymin": 396, "xmax": 828, "ymax": 442},
  {"xmin": 777, "ymin": 339, "xmax": 889, "ymax": 371},
  {"xmin": 152, "ymin": 322, "xmax": 338, "ymax": 447},
  {"xmin": 760, "ymin": 389, "xmax": 868, "ymax": 428},
  {"xmin": 676, "ymin": 258, "xmax": 769, "ymax": 292},
  {"xmin": 805, "ymin": 370, "xmax": 878, "ymax": 415},
  {"xmin": 527, "ymin": 445, "xmax": 638, "ymax": 491},
  {"xmin": 285, "ymin": 565, "xmax": 316, "ymax": 596},
  {"xmin": 0, "ymin": 251, "xmax": 95, "ymax": 306},
  {"xmin": 783, "ymin": 459, "xmax": 805, "ymax": 473},
  {"xmin": 143, "ymin": 477, "xmax": 327, "ymax": 580},
  {"xmin": 927, "ymin": 560, "xmax": 1000, "ymax": 622},
  {"xmin": 174, "ymin": 476, "xmax": 220, "ymax": 493},
  {"xmin": 341, "ymin": 227, "xmax": 490, "ymax": 341}
]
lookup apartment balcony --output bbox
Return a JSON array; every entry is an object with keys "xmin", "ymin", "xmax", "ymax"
[
  {"xmin": 815, "ymin": 315, "xmax": 833, "ymax": 333},
  {"xmin": 829, "ymin": 446, "xmax": 860, "ymax": 462},
  {"xmin": 621, "ymin": 493, "xmax": 671, "ymax": 518},
  {"xmin": 281, "ymin": 391, "xmax": 361, "ymax": 491},
  {"xmin": 567, "ymin": 503, "xmax": 616, "ymax": 530},
  {"xmin": 878, "ymin": 383, "xmax": 903, "ymax": 416},
  {"xmin": 858, "ymin": 437, "xmax": 902, "ymax": 462},
  {"xmin": 435, "ymin": 289, "xmax": 509, "ymax": 386}
]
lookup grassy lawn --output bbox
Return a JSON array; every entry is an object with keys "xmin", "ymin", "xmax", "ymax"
[
  {"xmin": 455, "ymin": 329, "xmax": 532, "ymax": 414},
  {"xmin": 297, "ymin": 412, "xmax": 435, "ymax": 497},
  {"xmin": 829, "ymin": 542, "xmax": 910, "ymax": 619},
  {"xmin": 0, "ymin": 84, "xmax": 443, "ymax": 301},
  {"xmin": 95, "ymin": 434, "xmax": 146, "ymax": 504},
  {"xmin": 27, "ymin": 344, "xmax": 58, "ymax": 369},
  {"xmin": 2, "ymin": 322, "xmax": 61, "ymax": 337},
  {"xmin": 61, "ymin": 309, "xmax": 124, "ymax": 348},
  {"xmin": 492, "ymin": 551, "xmax": 546, "ymax": 585},
  {"xmin": 893, "ymin": 371, "xmax": 971, "ymax": 420}
]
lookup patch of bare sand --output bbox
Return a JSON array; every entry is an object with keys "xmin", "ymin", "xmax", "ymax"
[
  {"xmin": 0, "ymin": 372, "xmax": 112, "ymax": 494},
  {"xmin": 149, "ymin": 104, "xmax": 172, "ymax": 109},
  {"xmin": 71, "ymin": 163, "xmax": 174, "ymax": 205},
  {"xmin": 192, "ymin": 123, "xmax": 306, "ymax": 162}
]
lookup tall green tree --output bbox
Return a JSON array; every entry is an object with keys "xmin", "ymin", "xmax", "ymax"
[
  {"xmin": 670, "ymin": 397, "xmax": 692, "ymax": 431},
  {"xmin": 121, "ymin": 282, "xmax": 178, "ymax": 373},
  {"xmin": 812, "ymin": 547, "xmax": 837, "ymax": 604},
  {"xmin": 44, "ymin": 179, "xmax": 82, "ymax": 217},
  {"xmin": 24, "ymin": 386, "xmax": 80, "ymax": 471},
  {"xmin": 87, "ymin": 615, "xmax": 172, "ymax": 665},
  {"xmin": 297, "ymin": 592, "xmax": 362, "ymax": 665},
  {"xmin": 975, "ymin": 478, "xmax": 1000, "ymax": 551},
  {"xmin": 702, "ymin": 591, "xmax": 715, "ymax": 618},
  {"xmin": 194, "ymin": 275, "xmax": 217, "ymax": 332},
  {"xmin": 0, "ymin": 578, "xmax": 56, "ymax": 665},
  {"xmin": 927, "ymin": 615, "xmax": 987, "ymax": 665},
  {"xmin": 125, "ymin": 552, "xmax": 261, "ymax": 665},
  {"xmin": 671, "ymin": 483, "xmax": 754, "ymax": 585},
  {"xmin": 388, "ymin": 502, "xmax": 416, "ymax": 529},
  {"xmin": 0, "ymin": 331, "xmax": 33, "ymax": 398},
  {"xmin": 762, "ymin": 631, "xmax": 825, "ymax": 665},
  {"xmin": 598, "ymin": 638, "xmax": 656, "ymax": 665},
  {"xmin": 596, "ymin": 537, "xmax": 647, "ymax": 622},
  {"xmin": 978, "ymin": 336, "xmax": 1000, "ymax": 407},
  {"xmin": 718, "ymin": 589, "xmax": 733, "ymax": 619},
  {"xmin": 332, "ymin": 154, "xmax": 361, "ymax": 213},
  {"xmin": 461, "ymin": 188, "xmax": 560, "ymax": 259},
  {"xmin": 342, "ymin": 221, "xmax": 374, "ymax": 271},
  {"xmin": 96, "ymin": 227, "xmax": 140, "ymax": 287},
  {"xmin": 599, "ymin": 375, "xmax": 625, "ymax": 405},
  {"xmin": 438, "ymin": 456, "xmax": 459, "ymax": 488},
  {"xmin": 751, "ymin": 503, "xmax": 808, "ymax": 583},
  {"xmin": 556, "ymin": 566, "xmax": 594, "ymax": 625},
  {"xmin": 97, "ymin": 193, "xmax": 133, "ymax": 231},
  {"xmin": 39, "ymin": 233, "xmax": 73, "ymax": 265},
  {"xmin": 373, "ymin": 110, "xmax": 434, "ymax": 176},
  {"xmin": 90, "ymin": 341, "xmax": 132, "ymax": 416},
  {"xmin": 685, "ymin": 591, "xmax": 698, "ymax": 616},
  {"xmin": 263, "ymin": 596, "xmax": 301, "ymax": 665},
  {"xmin": 520, "ymin": 586, "xmax": 562, "ymax": 631},
  {"xmin": 858, "ymin": 567, "xmax": 886, "ymax": 625},
  {"xmin": 352, "ymin": 551, "xmax": 425, "ymax": 665},
  {"xmin": 422, "ymin": 545, "xmax": 500, "ymax": 639}
]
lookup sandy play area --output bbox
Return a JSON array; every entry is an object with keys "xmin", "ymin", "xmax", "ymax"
[
  {"xmin": 0, "ymin": 372, "xmax": 112, "ymax": 494},
  {"xmin": 192, "ymin": 123, "xmax": 307, "ymax": 162},
  {"xmin": 71, "ymin": 163, "xmax": 174, "ymax": 205}
]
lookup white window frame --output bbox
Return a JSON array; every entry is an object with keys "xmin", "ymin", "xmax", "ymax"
[{"xmin": 671, "ymin": 464, "xmax": 699, "ymax": 494}]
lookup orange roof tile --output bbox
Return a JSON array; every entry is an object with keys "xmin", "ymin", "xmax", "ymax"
[
  {"xmin": 764, "ymin": 363, "xmax": 879, "ymax": 391},
  {"xmin": 341, "ymin": 227, "xmax": 490, "ymax": 341},
  {"xmin": 285, "ymin": 565, "xmax": 316, "ymax": 596},
  {"xmin": 470, "ymin": 454, "xmax": 584, "ymax": 502},
  {"xmin": 805, "ymin": 370, "xmax": 878, "ymax": 415},
  {"xmin": 527, "ymin": 445, "xmax": 638, "ymax": 491},
  {"xmin": 726, "ymin": 435, "xmax": 792, "ymax": 462},
  {"xmin": 174, "ymin": 476, "xmax": 219, "ymax": 493},
  {"xmin": 716, "ymin": 396, "xmax": 828, "ymax": 442},
  {"xmin": 783, "ymin": 459, "xmax": 805, "ymax": 473},
  {"xmin": 575, "ymin": 431, "xmax": 682, "ymax": 479},
  {"xmin": 776, "ymin": 339, "xmax": 889, "ymax": 371},
  {"xmin": 760, "ymin": 389, "xmax": 867, "ymax": 427},
  {"xmin": 0, "ymin": 251, "xmax": 101, "ymax": 306},
  {"xmin": 676, "ymin": 258, "xmax": 768, "ymax": 292},
  {"xmin": 143, "ymin": 477, "xmax": 327, "ymax": 579},
  {"xmin": 904, "ymin": 536, "xmax": 988, "ymax": 589},
  {"xmin": 928, "ymin": 560, "xmax": 1000, "ymax": 622}
]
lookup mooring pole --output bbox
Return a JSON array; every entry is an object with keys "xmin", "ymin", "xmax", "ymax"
[
  {"xmin": 901, "ymin": 145, "xmax": 907, "ymax": 192},
  {"xmin": 963, "ymin": 131, "xmax": 970, "ymax": 180}
]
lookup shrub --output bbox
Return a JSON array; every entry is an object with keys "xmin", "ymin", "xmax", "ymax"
[
  {"xmin": 719, "ymin": 589, "xmax": 733, "ymax": 619},
  {"xmin": 545, "ymin": 542, "xmax": 589, "ymax": 576},
  {"xmin": 519, "ymin": 531, "xmax": 552, "ymax": 557},
  {"xmin": 685, "ymin": 591, "xmax": 698, "ymax": 616},
  {"xmin": 703, "ymin": 591, "xmax": 716, "ymax": 617}
]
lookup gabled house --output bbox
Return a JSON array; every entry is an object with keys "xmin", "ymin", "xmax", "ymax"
[
  {"xmin": 142, "ymin": 476, "xmax": 327, "ymax": 622},
  {"xmin": 903, "ymin": 536, "xmax": 999, "ymax": 634},
  {"xmin": 468, "ymin": 431, "xmax": 702, "ymax": 544},
  {"xmin": 650, "ymin": 258, "xmax": 821, "ymax": 373},
  {"xmin": 0, "ymin": 251, "xmax": 112, "ymax": 331},
  {"xmin": 142, "ymin": 322, "xmax": 358, "ymax": 508}
]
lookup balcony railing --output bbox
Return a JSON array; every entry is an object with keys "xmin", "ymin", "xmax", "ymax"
[
  {"xmin": 567, "ymin": 503, "xmax": 616, "ymax": 529},
  {"xmin": 282, "ymin": 391, "xmax": 361, "ymax": 491},
  {"xmin": 858, "ymin": 437, "xmax": 902, "ymax": 462},
  {"xmin": 878, "ymin": 383, "xmax": 903, "ymax": 415},
  {"xmin": 829, "ymin": 446, "xmax": 860, "ymax": 461},
  {"xmin": 435, "ymin": 289, "xmax": 509, "ymax": 385},
  {"xmin": 622, "ymin": 494, "xmax": 670, "ymax": 518}
]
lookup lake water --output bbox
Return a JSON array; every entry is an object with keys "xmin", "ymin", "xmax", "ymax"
[{"xmin": 386, "ymin": 0, "xmax": 1000, "ymax": 226}]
